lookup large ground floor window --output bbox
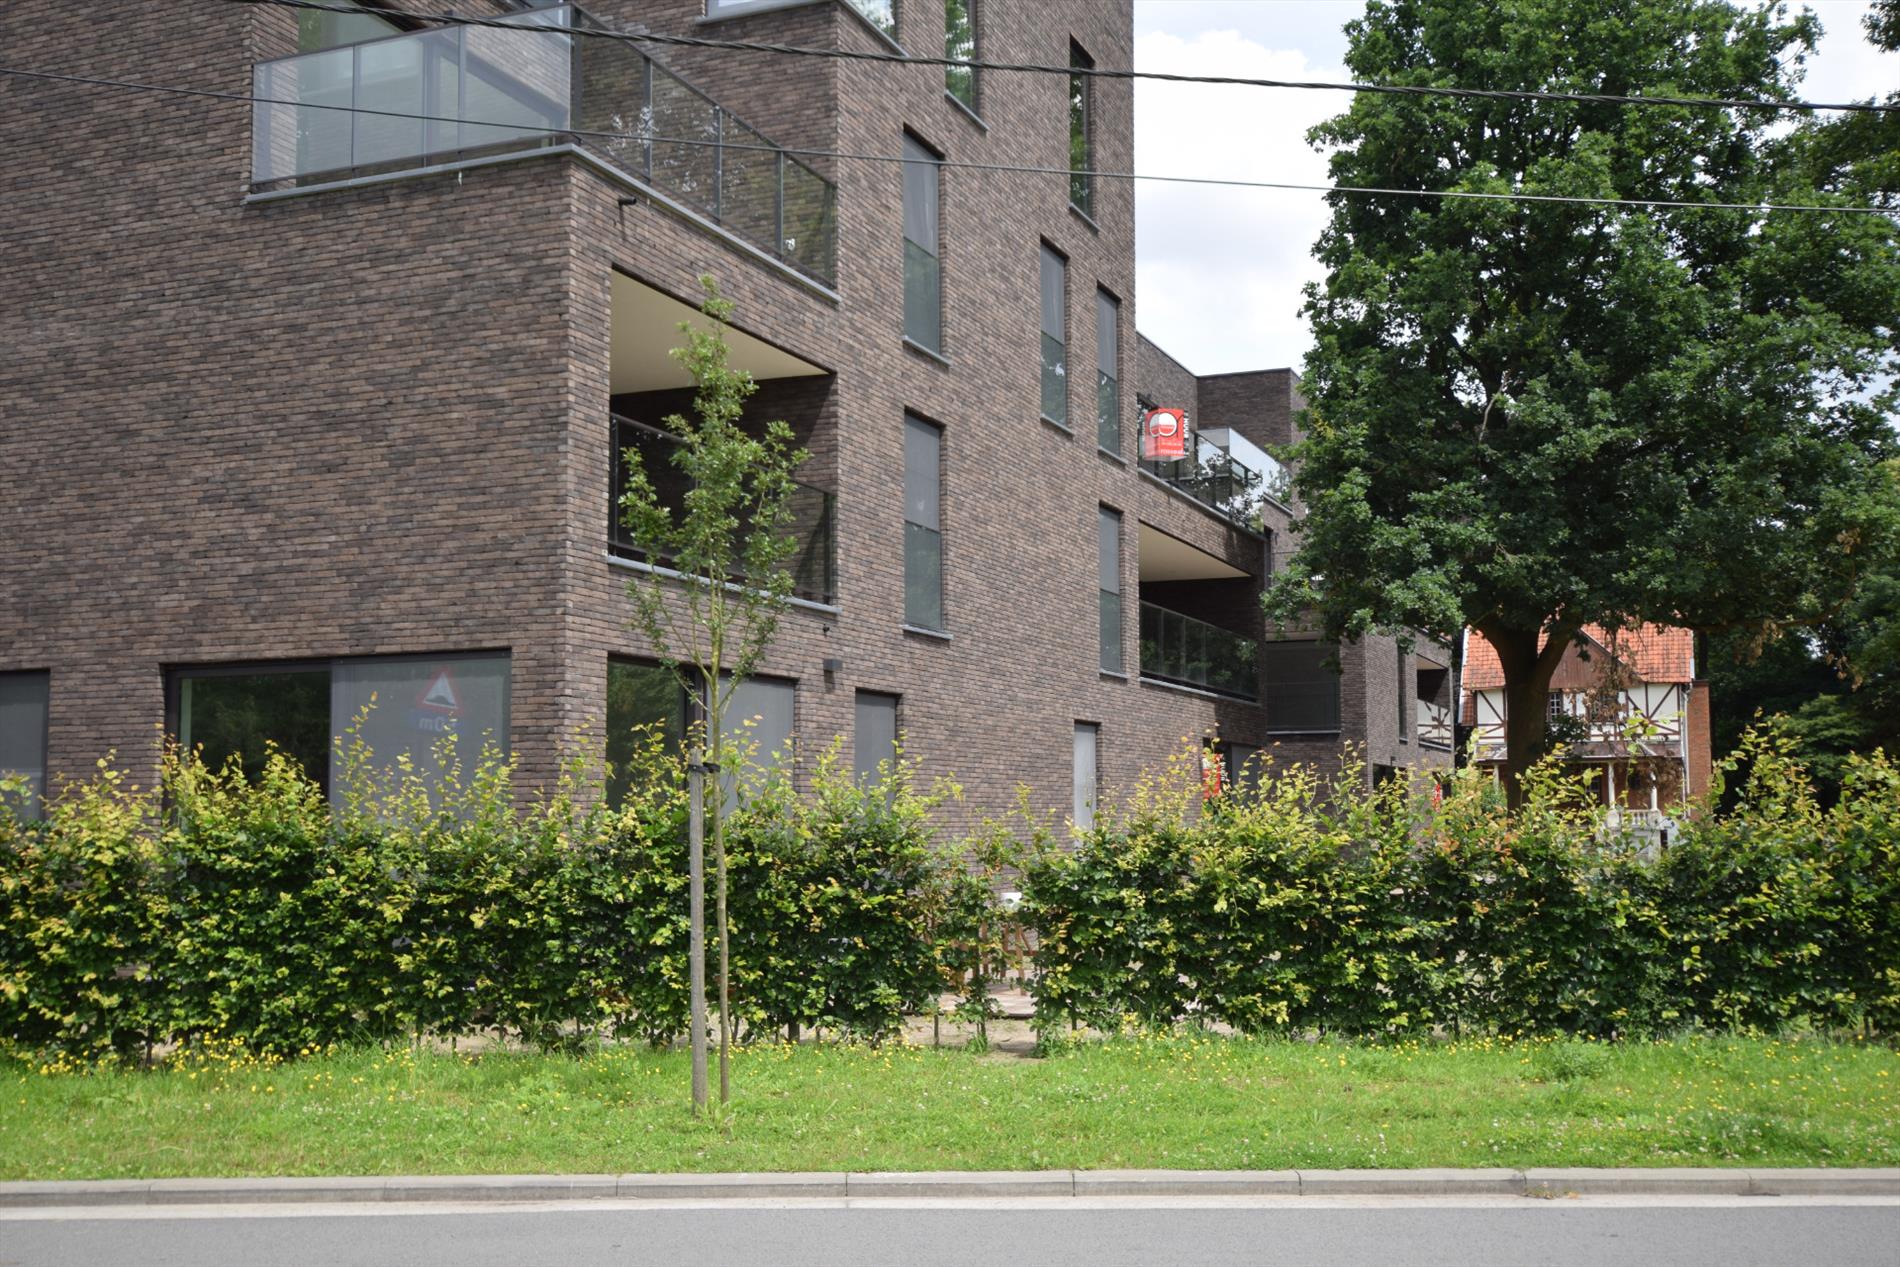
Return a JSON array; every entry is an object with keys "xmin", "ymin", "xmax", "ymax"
[
  {"xmin": 171, "ymin": 653, "xmax": 511, "ymax": 804},
  {"xmin": 605, "ymin": 660, "xmax": 795, "ymax": 804},
  {"xmin": 0, "ymin": 671, "xmax": 51, "ymax": 820}
]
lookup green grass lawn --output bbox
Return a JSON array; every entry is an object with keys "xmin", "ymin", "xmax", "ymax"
[{"xmin": 2, "ymin": 1034, "xmax": 1895, "ymax": 1180}]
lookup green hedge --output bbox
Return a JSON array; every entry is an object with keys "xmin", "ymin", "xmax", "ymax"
[
  {"xmin": 4, "ymin": 727, "xmax": 1895, "ymax": 1060},
  {"xmin": 1024, "ymin": 731, "xmax": 1900, "ymax": 1040},
  {"xmin": 0, "ymin": 738, "xmax": 980, "ymax": 1058}
]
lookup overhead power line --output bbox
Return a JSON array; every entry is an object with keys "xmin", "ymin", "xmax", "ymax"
[
  {"xmin": 225, "ymin": 0, "xmax": 1899, "ymax": 117},
  {"xmin": 2, "ymin": 63, "xmax": 1893, "ymax": 217}
]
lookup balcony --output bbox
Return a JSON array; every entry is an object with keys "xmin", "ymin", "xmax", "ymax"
[
  {"xmin": 1139, "ymin": 429, "xmax": 1290, "ymax": 525},
  {"xmin": 251, "ymin": 4, "xmax": 837, "ymax": 286},
  {"xmin": 610, "ymin": 415, "xmax": 836, "ymax": 606},
  {"xmin": 1417, "ymin": 698, "xmax": 1453, "ymax": 750},
  {"xmin": 1140, "ymin": 601, "xmax": 1258, "ymax": 701}
]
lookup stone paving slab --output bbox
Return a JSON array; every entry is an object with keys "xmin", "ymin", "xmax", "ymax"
[{"xmin": 3, "ymin": 1168, "xmax": 1896, "ymax": 1207}]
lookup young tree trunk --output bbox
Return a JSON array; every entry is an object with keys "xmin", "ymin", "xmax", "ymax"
[
  {"xmin": 711, "ymin": 716, "xmax": 731, "ymax": 1105},
  {"xmin": 687, "ymin": 747, "xmax": 709, "ymax": 1113}
]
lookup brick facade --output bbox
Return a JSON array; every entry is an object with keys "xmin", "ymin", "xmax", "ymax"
[{"xmin": 0, "ymin": 0, "xmax": 1443, "ymax": 830}]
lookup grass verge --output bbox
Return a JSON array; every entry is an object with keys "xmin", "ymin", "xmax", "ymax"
[{"xmin": 2, "ymin": 1034, "xmax": 1895, "ymax": 1179}]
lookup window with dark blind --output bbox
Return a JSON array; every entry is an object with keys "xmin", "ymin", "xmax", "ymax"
[
  {"xmin": 854, "ymin": 690, "xmax": 900, "ymax": 786},
  {"xmin": 1264, "ymin": 641, "xmax": 1341, "ymax": 732},
  {"xmin": 901, "ymin": 134, "xmax": 942, "ymax": 351},
  {"xmin": 903, "ymin": 414, "xmax": 944, "ymax": 630},
  {"xmin": 1040, "ymin": 245, "xmax": 1067, "ymax": 426},
  {"xmin": 1098, "ymin": 507, "xmax": 1123, "ymax": 674}
]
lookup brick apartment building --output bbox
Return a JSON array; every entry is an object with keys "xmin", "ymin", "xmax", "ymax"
[{"xmin": 0, "ymin": 0, "xmax": 1447, "ymax": 829}]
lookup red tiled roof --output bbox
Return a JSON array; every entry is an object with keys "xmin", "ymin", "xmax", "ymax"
[{"xmin": 1462, "ymin": 624, "xmax": 1695, "ymax": 690}]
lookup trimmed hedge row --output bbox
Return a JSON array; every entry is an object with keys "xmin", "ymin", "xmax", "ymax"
[
  {"xmin": 0, "ymin": 741, "xmax": 988, "ymax": 1058},
  {"xmin": 3, "ymin": 728, "xmax": 1895, "ymax": 1060},
  {"xmin": 1023, "ymin": 733, "xmax": 1900, "ymax": 1039}
]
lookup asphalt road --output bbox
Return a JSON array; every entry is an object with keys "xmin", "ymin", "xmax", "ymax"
[{"xmin": 4, "ymin": 1196, "xmax": 1897, "ymax": 1267}]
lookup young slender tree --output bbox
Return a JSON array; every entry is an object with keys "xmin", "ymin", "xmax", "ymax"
[
  {"xmin": 618, "ymin": 276, "xmax": 809, "ymax": 1106},
  {"xmin": 1268, "ymin": 0, "xmax": 1900, "ymax": 801}
]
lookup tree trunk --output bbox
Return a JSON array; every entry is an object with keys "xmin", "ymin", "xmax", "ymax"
[
  {"xmin": 711, "ymin": 719, "xmax": 731, "ymax": 1105},
  {"xmin": 687, "ymin": 746, "xmax": 709, "ymax": 1114},
  {"xmin": 1480, "ymin": 620, "xmax": 1575, "ymax": 807}
]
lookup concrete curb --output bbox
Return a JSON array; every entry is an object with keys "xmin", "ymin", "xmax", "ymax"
[{"xmin": 2, "ymin": 1169, "xmax": 1897, "ymax": 1208}]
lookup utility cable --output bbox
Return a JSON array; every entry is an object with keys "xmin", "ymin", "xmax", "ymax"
[
  {"xmin": 2, "ymin": 64, "xmax": 1893, "ymax": 217},
  {"xmin": 222, "ymin": 0, "xmax": 1900, "ymax": 116}
]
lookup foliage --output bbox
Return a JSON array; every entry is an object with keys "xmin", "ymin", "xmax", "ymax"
[
  {"xmin": 1267, "ymin": 0, "xmax": 1900, "ymax": 796},
  {"xmin": 0, "ymin": 737, "xmax": 976, "ymax": 1059},
  {"xmin": 1023, "ymin": 736, "xmax": 1900, "ymax": 1042}
]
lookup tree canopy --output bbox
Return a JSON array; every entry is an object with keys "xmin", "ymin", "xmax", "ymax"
[{"xmin": 1268, "ymin": 0, "xmax": 1900, "ymax": 795}]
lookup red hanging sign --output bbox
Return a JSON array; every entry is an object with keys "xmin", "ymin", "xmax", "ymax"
[{"xmin": 1142, "ymin": 407, "xmax": 1189, "ymax": 460}]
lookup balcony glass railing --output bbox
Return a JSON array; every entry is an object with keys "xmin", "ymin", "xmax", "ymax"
[
  {"xmin": 1139, "ymin": 431, "xmax": 1290, "ymax": 524},
  {"xmin": 1139, "ymin": 601, "xmax": 1258, "ymax": 700},
  {"xmin": 252, "ymin": 5, "xmax": 837, "ymax": 285},
  {"xmin": 610, "ymin": 416, "xmax": 836, "ymax": 606}
]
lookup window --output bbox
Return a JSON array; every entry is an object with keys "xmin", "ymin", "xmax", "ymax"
[
  {"xmin": 1263, "ymin": 642, "xmax": 1341, "ymax": 732},
  {"xmin": 901, "ymin": 134, "xmax": 942, "ymax": 352},
  {"xmin": 1224, "ymin": 742, "xmax": 1261, "ymax": 792},
  {"xmin": 716, "ymin": 674, "xmax": 796, "ymax": 803},
  {"xmin": 606, "ymin": 660, "xmax": 688, "ymax": 804},
  {"xmin": 176, "ymin": 667, "xmax": 332, "ymax": 791},
  {"xmin": 944, "ymin": 0, "xmax": 977, "ymax": 112},
  {"xmin": 1068, "ymin": 41, "xmax": 1093, "ymax": 216},
  {"xmin": 854, "ymin": 691, "xmax": 900, "ymax": 786},
  {"xmin": 1098, "ymin": 507, "xmax": 1123, "ymax": 674},
  {"xmin": 1096, "ymin": 289, "xmax": 1119, "ymax": 453},
  {"xmin": 1073, "ymin": 722, "xmax": 1099, "ymax": 829},
  {"xmin": 0, "ymin": 671, "xmax": 50, "ymax": 821},
  {"xmin": 172, "ymin": 653, "xmax": 511, "ymax": 806},
  {"xmin": 903, "ymin": 414, "xmax": 944, "ymax": 630},
  {"xmin": 1397, "ymin": 644, "xmax": 1409, "ymax": 739},
  {"xmin": 1039, "ymin": 245, "xmax": 1067, "ymax": 426}
]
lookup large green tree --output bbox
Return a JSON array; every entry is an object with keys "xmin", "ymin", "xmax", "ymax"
[{"xmin": 1269, "ymin": 0, "xmax": 1900, "ymax": 798}]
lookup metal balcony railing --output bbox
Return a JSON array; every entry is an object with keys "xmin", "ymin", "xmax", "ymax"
[
  {"xmin": 1139, "ymin": 601, "xmax": 1258, "ymax": 700},
  {"xmin": 610, "ymin": 416, "xmax": 836, "ymax": 606},
  {"xmin": 1139, "ymin": 431, "xmax": 1290, "ymax": 524},
  {"xmin": 251, "ymin": 4, "xmax": 837, "ymax": 285}
]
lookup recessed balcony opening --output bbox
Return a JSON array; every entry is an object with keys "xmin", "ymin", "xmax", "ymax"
[
  {"xmin": 1136, "ymin": 524, "xmax": 1260, "ymax": 701},
  {"xmin": 1415, "ymin": 651, "xmax": 1453, "ymax": 750},
  {"xmin": 607, "ymin": 273, "xmax": 837, "ymax": 606}
]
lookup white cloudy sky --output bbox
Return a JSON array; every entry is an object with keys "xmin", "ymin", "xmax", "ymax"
[{"xmin": 1132, "ymin": 0, "xmax": 1899, "ymax": 375}]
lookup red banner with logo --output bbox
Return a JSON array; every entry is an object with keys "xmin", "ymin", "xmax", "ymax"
[{"xmin": 1142, "ymin": 407, "xmax": 1188, "ymax": 460}]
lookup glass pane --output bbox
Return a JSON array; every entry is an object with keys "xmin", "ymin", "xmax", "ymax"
[
  {"xmin": 297, "ymin": 9, "xmax": 399, "ymax": 52},
  {"xmin": 904, "ymin": 522, "xmax": 944, "ymax": 630},
  {"xmin": 1265, "ymin": 642, "xmax": 1341, "ymax": 731},
  {"xmin": 649, "ymin": 65, "xmax": 718, "ymax": 215},
  {"xmin": 904, "ymin": 240, "xmax": 942, "ymax": 351},
  {"xmin": 353, "ymin": 38, "xmax": 425, "ymax": 171},
  {"xmin": 944, "ymin": 0, "xmax": 977, "ymax": 109},
  {"xmin": 1097, "ymin": 507, "xmax": 1119, "ymax": 592},
  {"xmin": 1041, "ymin": 332, "xmax": 1067, "ymax": 424},
  {"xmin": 1072, "ymin": 723, "xmax": 1098, "ymax": 828},
  {"xmin": 605, "ymin": 661, "xmax": 685, "ymax": 804},
  {"xmin": 1099, "ymin": 590, "xmax": 1123, "ymax": 674},
  {"xmin": 1095, "ymin": 291, "xmax": 1117, "ymax": 378},
  {"xmin": 847, "ymin": 0, "xmax": 896, "ymax": 38},
  {"xmin": 1040, "ymin": 247, "xmax": 1065, "ymax": 339},
  {"xmin": 1068, "ymin": 50, "xmax": 1091, "ymax": 214},
  {"xmin": 716, "ymin": 675, "xmax": 795, "ymax": 802},
  {"xmin": 573, "ymin": 19, "xmax": 649, "ymax": 172},
  {"xmin": 178, "ymin": 670, "xmax": 332, "ymax": 791},
  {"xmin": 854, "ymin": 691, "xmax": 899, "ymax": 786},
  {"xmin": 781, "ymin": 158, "xmax": 836, "ymax": 285},
  {"xmin": 330, "ymin": 655, "xmax": 511, "ymax": 806},
  {"xmin": 903, "ymin": 416, "xmax": 940, "ymax": 530},
  {"xmin": 721, "ymin": 114, "xmax": 779, "ymax": 246},
  {"xmin": 902, "ymin": 137, "xmax": 940, "ymax": 251},
  {"xmin": 256, "ymin": 50, "xmax": 353, "ymax": 183},
  {"xmin": 1097, "ymin": 372, "xmax": 1118, "ymax": 452},
  {"xmin": 460, "ymin": 14, "xmax": 570, "ymax": 152},
  {"xmin": 0, "ymin": 672, "xmax": 50, "ymax": 821}
]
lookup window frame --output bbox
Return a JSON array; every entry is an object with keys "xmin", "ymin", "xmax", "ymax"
[
  {"xmin": 902, "ymin": 412, "xmax": 946, "ymax": 632},
  {"xmin": 1262, "ymin": 640, "xmax": 1343, "ymax": 734},
  {"xmin": 1039, "ymin": 243, "xmax": 1068, "ymax": 428},
  {"xmin": 901, "ymin": 131, "xmax": 944, "ymax": 354},
  {"xmin": 0, "ymin": 669, "xmax": 52, "ymax": 822},
  {"xmin": 1095, "ymin": 287, "xmax": 1120, "ymax": 454},
  {"xmin": 943, "ymin": 0, "xmax": 979, "ymax": 115},
  {"xmin": 1098, "ymin": 505, "xmax": 1123, "ymax": 675},
  {"xmin": 1068, "ymin": 40, "xmax": 1094, "ymax": 217},
  {"xmin": 853, "ymin": 689, "xmax": 902, "ymax": 787}
]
